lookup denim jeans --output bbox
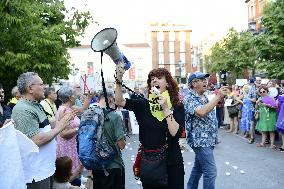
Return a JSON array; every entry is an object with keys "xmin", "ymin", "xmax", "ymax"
[
  {"xmin": 187, "ymin": 146, "xmax": 217, "ymax": 189},
  {"xmin": 216, "ymin": 107, "xmax": 223, "ymax": 127}
]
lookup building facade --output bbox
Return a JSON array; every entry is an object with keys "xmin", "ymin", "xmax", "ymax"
[
  {"xmin": 66, "ymin": 42, "xmax": 152, "ymax": 91},
  {"xmin": 150, "ymin": 23, "xmax": 194, "ymax": 84},
  {"xmin": 245, "ymin": 0, "xmax": 268, "ymax": 33}
]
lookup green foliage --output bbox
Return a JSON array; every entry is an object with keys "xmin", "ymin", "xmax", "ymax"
[
  {"xmin": 207, "ymin": 0, "xmax": 284, "ymax": 80},
  {"xmin": 207, "ymin": 28, "xmax": 256, "ymax": 79},
  {"xmin": 0, "ymin": 0, "xmax": 92, "ymax": 101},
  {"xmin": 256, "ymin": 0, "xmax": 284, "ymax": 79}
]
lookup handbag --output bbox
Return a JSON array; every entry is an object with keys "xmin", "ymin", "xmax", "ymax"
[
  {"xmin": 227, "ymin": 105, "xmax": 239, "ymax": 115},
  {"xmin": 180, "ymin": 127, "xmax": 186, "ymax": 138},
  {"xmin": 133, "ymin": 145, "xmax": 142, "ymax": 178},
  {"xmin": 140, "ymin": 145, "xmax": 168, "ymax": 188}
]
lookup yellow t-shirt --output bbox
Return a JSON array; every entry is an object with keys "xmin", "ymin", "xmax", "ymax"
[{"xmin": 148, "ymin": 90, "xmax": 172, "ymax": 121}]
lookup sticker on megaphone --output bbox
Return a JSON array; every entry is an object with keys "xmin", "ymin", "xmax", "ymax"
[
  {"xmin": 150, "ymin": 86, "xmax": 160, "ymax": 97},
  {"xmin": 104, "ymin": 46, "xmax": 132, "ymax": 70}
]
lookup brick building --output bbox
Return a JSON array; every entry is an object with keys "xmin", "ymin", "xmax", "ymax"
[
  {"xmin": 245, "ymin": 0, "xmax": 268, "ymax": 33},
  {"xmin": 150, "ymin": 23, "xmax": 194, "ymax": 84}
]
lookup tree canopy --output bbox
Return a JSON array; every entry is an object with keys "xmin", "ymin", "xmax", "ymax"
[
  {"xmin": 207, "ymin": 29, "xmax": 256, "ymax": 79},
  {"xmin": 207, "ymin": 0, "xmax": 284, "ymax": 80},
  {"xmin": 256, "ymin": 0, "xmax": 284, "ymax": 79},
  {"xmin": 0, "ymin": 0, "xmax": 92, "ymax": 100}
]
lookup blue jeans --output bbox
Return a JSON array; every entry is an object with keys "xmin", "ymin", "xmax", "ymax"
[{"xmin": 187, "ymin": 146, "xmax": 217, "ymax": 189}]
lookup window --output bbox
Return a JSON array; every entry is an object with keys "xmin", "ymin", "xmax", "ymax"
[
  {"xmin": 169, "ymin": 41, "xmax": 175, "ymax": 53},
  {"xmin": 179, "ymin": 32, "xmax": 186, "ymax": 42},
  {"xmin": 250, "ymin": 5, "xmax": 255, "ymax": 17},
  {"xmin": 138, "ymin": 68, "xmax": 143, "ymax": 79},
  {"xmin": 180, "ymin": 41, "xmax": 185, "ymax": 52},
  {"xmin": 170, "ymin": 53, "xmax": 175, "ymax": 65},
  {"xmin": 157, "ymin": 32, "xmax": 164, "ymax": 41},
  {"xmin": 159, "ymin": 53, "xmax": 164, "ymax": 65},
  {"xmin": 158, "ymin": 42, "xmax": 164, "ymax": 53},
  {"xmin": 179, "ymin": 53, "xmax": 185, "ymax": 64},
  {"xmin": 170, "ymin": 64, "xmax": 176, "ymax": 77},
  {"xmin": 169, "ymin": 32, "xmax": 175, "ymax": 41}
]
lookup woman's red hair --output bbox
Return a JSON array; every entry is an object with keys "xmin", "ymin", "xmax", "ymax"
[{"xmin": 147, "ymin": 68, "xmax": 181, "ymax": 106}]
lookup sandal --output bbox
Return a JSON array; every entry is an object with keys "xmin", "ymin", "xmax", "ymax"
[
  {"xmin": 248, "ymin": 138, "xmax": 255, "ymax": 144},
  {"xmin": 256, "ymin": 143, "xmax": 265, "ymax": 147},
  {"xmin": 270, "ymin": 145, "xmax": 276, "ymax": 149}
]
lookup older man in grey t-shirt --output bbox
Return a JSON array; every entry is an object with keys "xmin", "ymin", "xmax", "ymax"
[{"xmin": 12, "ymin": 72, "xmax": 75, "ymax": 189}]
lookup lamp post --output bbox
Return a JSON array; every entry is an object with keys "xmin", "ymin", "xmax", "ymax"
[
  {"xmin": 175, "ymin": 60, "xmax": 182, "ymax": 84},
  {"xmin": 248, "ymin": 20, "xmax": 262, "ymax": 78}
]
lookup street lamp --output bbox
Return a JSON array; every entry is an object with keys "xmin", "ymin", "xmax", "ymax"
[
  {"xmin": 248, "ymin": 21, "xmax": 259, "ymax": 35},
  {"xmin": 174, "ymin": 60, "xmax": 183, "ymax": 84},
  {"xmin": 248, "ymin": 20, "xmax": 263, "ymax": 77}
]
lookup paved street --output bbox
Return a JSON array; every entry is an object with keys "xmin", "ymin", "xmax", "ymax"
[{"xmin": 122, "ymin": 129, "xmax": 284, "ymax": 189}]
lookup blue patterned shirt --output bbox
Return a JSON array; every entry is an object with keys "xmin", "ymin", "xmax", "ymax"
[{"xmin": 183, "ymin": 89, "xmax": 218, "ymax": 147}]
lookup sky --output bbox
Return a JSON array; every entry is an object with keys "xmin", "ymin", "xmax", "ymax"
[{"xmin": 65, "ymin": 0, "xmax": 248, "ymax": 45}]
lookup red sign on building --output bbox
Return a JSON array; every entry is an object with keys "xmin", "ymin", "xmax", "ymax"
[{"xmin": 129, "ymin": 66, "xmax": 135, "ymax": 80}]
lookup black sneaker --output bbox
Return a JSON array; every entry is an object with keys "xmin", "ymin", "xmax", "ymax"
[{"xmin": 279, "ymin": 148, "xmax": 284, "ymax": 152}]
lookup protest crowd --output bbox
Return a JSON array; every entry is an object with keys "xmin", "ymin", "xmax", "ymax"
[{"xmin": 1, "ymin": 69, "xmax": 284, "ymax": 189}]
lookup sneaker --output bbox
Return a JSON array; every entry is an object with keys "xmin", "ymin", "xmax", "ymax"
[{"xmin": 279, "ymin": 148, "xmax": 284, "ymax": 152}]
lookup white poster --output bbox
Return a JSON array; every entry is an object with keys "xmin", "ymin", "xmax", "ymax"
[{"xmin": 236, "ymin": 79, "xmax": 248, "ymax": 87}]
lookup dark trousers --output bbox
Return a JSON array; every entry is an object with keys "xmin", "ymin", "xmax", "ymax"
[
  {"xmin": 142, "ymin": 164, "xmax": 184, "ymax": 189},
  {"xmin": 216, "ymin": 107, "xmax": 223, "ymax": 127},
  {"xmin": 70, "ymin": 177, "xmax": 81, "ymax": 187},
  {"xmin": 92, "ymin": 168, "xmax": 125, "ymax": 189},
  {"xmin": 27, "ymin": 176, "xmax": 52, "ymax": 189}
]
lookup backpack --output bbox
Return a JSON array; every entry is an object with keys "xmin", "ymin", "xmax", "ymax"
[{"xmin": 77, "ymin": 106, "xmax": 116, "ymax": 172}]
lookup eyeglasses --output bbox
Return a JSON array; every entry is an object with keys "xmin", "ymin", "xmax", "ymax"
[
  {"xmin": 30, "ymin": 83, "xmax": 44, "ymax": 87},
  {"xmin": 193, "ymin": 78, "xmax": 208, "ymax": 83},
  {"xmin": 259, "ymin": 90, "xmax": 267, "ymax": 94}
]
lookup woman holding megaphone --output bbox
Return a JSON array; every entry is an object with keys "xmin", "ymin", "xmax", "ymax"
[{"xmin": 115, "ymin": 62, "xmax": 185, "ymax": 189}]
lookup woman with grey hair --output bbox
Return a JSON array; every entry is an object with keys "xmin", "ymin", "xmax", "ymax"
[
  {"xmin": 7, "ymin": 86, "xmax": 21, "ymax": 109},
  {"xmin": 55, "ymin": 84, "xmax": 93, "ymax": 186}
]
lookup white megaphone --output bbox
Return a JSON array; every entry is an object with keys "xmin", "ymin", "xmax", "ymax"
[{"xmin": 91, "ymin": 28, "xmax": 131, "ymax": 70}]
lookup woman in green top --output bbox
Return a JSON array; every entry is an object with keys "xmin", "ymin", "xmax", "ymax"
[{"xmin": 256, "ymin": 86, "xmax": 277, "ymax": 148}]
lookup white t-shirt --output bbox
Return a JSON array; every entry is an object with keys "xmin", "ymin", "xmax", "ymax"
[
  {"xmin": 22, "ymin": 125, "xmax": 57, "ymax": 183},
  {"xmin": 53, "ymin": 181, "xmax": 72, "ymax": 189}
]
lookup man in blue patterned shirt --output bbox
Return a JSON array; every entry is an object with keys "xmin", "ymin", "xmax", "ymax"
[{"xmin": 184, "ymin": 72, "xmax": 229, "ymax": 189}]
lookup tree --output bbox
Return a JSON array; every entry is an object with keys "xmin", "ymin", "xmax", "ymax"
[
  {"xmin": 207, "ymin": 28, "xmax": 256, "ymax": 81},
  {"xmin": 0, "ymin": 0, "xmax": 92, "ymax": 100},
  {"xmin": 255, "ymin": 0, "xmax": 284, "ymax": 79}
]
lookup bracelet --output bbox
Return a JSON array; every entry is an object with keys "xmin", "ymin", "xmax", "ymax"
[
  {"xmin": 114, "ymin": 75, "xmax": 123, "ymax": 85},
  {"xmin": 165, "ymin": 113, "xmax": 173, "ymax": 119}
]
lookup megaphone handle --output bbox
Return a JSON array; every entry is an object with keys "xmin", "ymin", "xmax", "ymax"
[
  {"xmin": 114, "ymin": 75, "xmax": 154, "ymax": 104},
  {"xmin": 100, "ymin": 52, "xmax": 114, "ymax": 111}
]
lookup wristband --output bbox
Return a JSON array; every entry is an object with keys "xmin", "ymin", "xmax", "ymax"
[{"xmin": 165, "ymin": 113, "xmax": 173, "ymax": 119}]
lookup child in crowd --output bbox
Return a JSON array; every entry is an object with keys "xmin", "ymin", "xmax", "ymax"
[{"xmin": 54, "ymin": 156, "xmax": 83, "ymax": 189}]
